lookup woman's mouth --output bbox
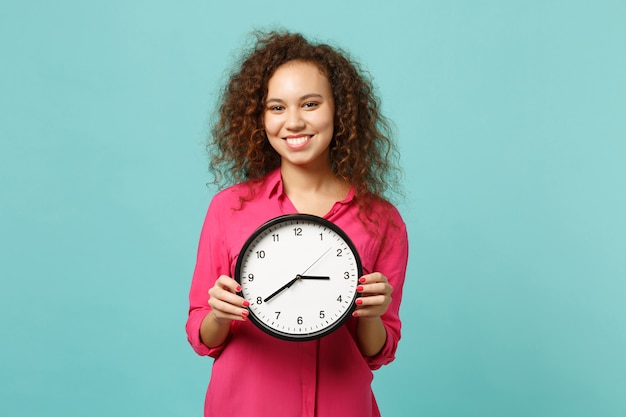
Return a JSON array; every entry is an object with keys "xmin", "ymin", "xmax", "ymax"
[{"xmin": 284, "ymin": 135, "xmax": 312, "ymax": 148}]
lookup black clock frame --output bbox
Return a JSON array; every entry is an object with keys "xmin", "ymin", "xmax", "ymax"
[{"xmin": 234, "ymin": 213, "xmax": 363, "ymax": 341}]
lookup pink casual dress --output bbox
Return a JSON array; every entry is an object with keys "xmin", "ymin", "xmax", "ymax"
[{"xmin": 186, "ymin": 169, "xmax": 409, "ymax": 417}]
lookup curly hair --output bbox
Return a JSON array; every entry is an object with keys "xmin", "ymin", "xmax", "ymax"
[{"xmin": 208, "ymin": 30, "xmax": 402, "ymax": 212}]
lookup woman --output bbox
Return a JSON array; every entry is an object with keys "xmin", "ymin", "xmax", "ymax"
[{"xmin": 186, "ymin": 30, "xmax": 409, "ymax": 417}]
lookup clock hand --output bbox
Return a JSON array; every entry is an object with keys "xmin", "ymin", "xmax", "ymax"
[
  {"xmin": 298, "ymin": 275, "xmax": 330, "ymax": 280},
  {"xmin": 263, "ymin": 275, "xmax": 330, "ymax": 303},
  {"xmin": 264, "ymin": 248, "xmax": 333, "ymax": 303},
  {"xmin": 300, "ymin": 247, "xmax": 332, "ymax": 275},
  {"xmin": 263, "ymin": 276, "xmax": 300, "ymax": 303}
]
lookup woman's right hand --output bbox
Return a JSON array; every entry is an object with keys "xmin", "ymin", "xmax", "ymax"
[
  {"xmin": 208, "ymin": 275, "xmax": 250, "ymax": 323},
  {"xmin": 200, "ymin": 275, "xmax": 249, "ymax": 348}
]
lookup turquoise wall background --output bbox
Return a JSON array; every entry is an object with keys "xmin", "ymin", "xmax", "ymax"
[{"xmin": 1, "ymin": 1, "xmax": 624, "ymax": 416}]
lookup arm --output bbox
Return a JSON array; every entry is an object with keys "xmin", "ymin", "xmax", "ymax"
[
  {"xmin": 353, "ymin": 211, "xmax": 409, "ymax": 365},
  {"xmin": 186, "ymin": 197, "xmax": 243, "ymax": 357}
]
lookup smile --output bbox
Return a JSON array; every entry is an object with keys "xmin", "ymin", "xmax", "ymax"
[{"xmin": 284, "ymin": 135, "xmax": 312, "ymax": 147}]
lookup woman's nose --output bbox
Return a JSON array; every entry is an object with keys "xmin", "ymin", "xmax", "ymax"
[{"xmin": 285, "ymin": 109, "xmax": 305, "ymax": 130}]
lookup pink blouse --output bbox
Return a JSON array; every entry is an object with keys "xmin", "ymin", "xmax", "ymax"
[{"xmin": 186, "ymin": 168, "xmax": 409, "ymax": 417}]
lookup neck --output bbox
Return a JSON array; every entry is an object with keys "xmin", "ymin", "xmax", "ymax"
[
  {"xmin": 279, "ymin": 163, "xmax": 351, "ymax": 217},
  {"xmin": 280, "ymin": 163, "xmax": 337, "ymax": 193}
]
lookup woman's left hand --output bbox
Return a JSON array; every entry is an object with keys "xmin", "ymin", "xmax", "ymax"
[{"xmin": 353, "ymin": 272, "xmax": 393, "ymax": 318}]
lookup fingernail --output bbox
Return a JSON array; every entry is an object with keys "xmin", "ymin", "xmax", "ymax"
[
  {"xmin": 356, "ymin": 299, "xmax": 363, "ymax": 305},
  {"xmin": 236, "ymin": 285, "xmax": 242, "ymax": 292},
  {"xmin": 359, "ymin": 277, "xmax": 366, "ymax": 283},
  {"xmin": 242, "ymin": 309, "xmax": 249, "ymax": 316},
  {"xmin": 242, "ymin": 300, "xmax": 250, "ymax": 307},
  {"xmin": 352, "ymin": 311, "xmax": 359, "ymax": 317},
  {"xmin": 356, "ymin": 285, "xmax": 364, "ymax": 292}
]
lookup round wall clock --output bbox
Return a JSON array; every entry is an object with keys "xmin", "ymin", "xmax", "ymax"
[{"xmin": 235, "ymin": 214, "xmax": 362, "ymax": 341}]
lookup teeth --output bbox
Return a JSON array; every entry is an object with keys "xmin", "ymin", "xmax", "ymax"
[{"xmin": 286, "ymin": 136, "xmax": 310, "ymax": 145}]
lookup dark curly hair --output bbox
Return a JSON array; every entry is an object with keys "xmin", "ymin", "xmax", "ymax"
[{"xmin": 208, "ymin": 30, "xmax": 402, "ymax": 213}]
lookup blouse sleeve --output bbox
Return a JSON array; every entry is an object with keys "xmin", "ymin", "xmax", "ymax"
[
  {"xmin": 363, "ymin": 210, "xmax": 409, "ymax": 370},
  {"xmin": 185, "ymin": 196, "xmax": 233, "ymax": 358}
]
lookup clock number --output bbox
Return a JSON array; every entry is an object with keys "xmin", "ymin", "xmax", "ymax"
[
  {"xmin": 272, "ymin": 233, "xmax": 279, "ymax": 242},
  {"xmin": 336, "ymin": 248, "xmax": 343, "ymax": 257},
  {"xmin": 319, "ymin": 310, "xmax": 325, "ymax": 319},
  {"xmin": 293, "ymin": 227, "xmax": 303, "ymax": 236},
  {"xmin": 337, "ymin": 295, "xmax": 342, "ymax": 303},
  {"xmin": 319, "ymin": 233, "xmax": 323, "ymax": 241},
  {"xmin": 344, "ymin": 271, "xmax": 350, "ymax": 279},
  {"xmin": 275, "ymin": 311, "xmax": 281, "ymax": 319},
  {"xmin": 256, "ymin": 297, "xmax": 263, "ymax": 305},
  {"xmin": 248, "ymin": 273, "xmax": 254, "ymax": 282},
  {"xmin": 297, "ymin": 316, "xmax": 303, "ymax": 325},
  {"xmin": 256, "ymin": 250, "xmax": 266, "ymax": 259}
]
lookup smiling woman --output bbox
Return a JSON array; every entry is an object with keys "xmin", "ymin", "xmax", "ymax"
[
  {"xmin": 264, "ymin": 62, "xmax": 336, "ymax": 175},
  {"xmin": 186, "ymin": 30, "xmax": 408, "ymax": 417},
  {"xmin": 208, "ymin": 31, "xmax": 402, "ymax": 208}
]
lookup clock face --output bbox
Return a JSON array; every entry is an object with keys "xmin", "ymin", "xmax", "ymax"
[{"xmin": 235, "ymin": 214, "xmax": 362, "ymax": 341}]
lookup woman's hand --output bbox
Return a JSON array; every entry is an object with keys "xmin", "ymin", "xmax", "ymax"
[
  {"xmin": 200, "ymin": 275, "xmax": 249, "ymax": 348},
  {"xmin": 353, "ymin": 272, "xmax": 393, "ymax": 356},
  {"xmin": 353, "ymin": 272, "xmax": 393, "ymax": 318},
  {"xmin": 208, "ymin": 275, "xmax": 250, "ymax": 323}
]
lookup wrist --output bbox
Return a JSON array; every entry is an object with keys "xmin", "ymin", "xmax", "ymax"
[{"xmin": 210, "ymin": 310, "xmax": 232, "ymax": 325}]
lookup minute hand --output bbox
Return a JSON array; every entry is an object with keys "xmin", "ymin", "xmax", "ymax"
[{"xmin": 263, "ymin": 276, "xmax": 300, "ymax": 303}]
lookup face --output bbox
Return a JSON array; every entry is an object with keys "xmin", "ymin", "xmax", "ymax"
[{"xmin": 263, "ymin": 61, "xmax": 335, "ymax": 170}]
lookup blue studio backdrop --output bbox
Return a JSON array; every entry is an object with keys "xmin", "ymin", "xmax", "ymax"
[{"xmin": 1, "ymin": 1, "xmax": 625, "ymax": 416}]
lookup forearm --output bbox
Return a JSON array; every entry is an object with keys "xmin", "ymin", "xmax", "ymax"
[
  {"xmin": 199, "ymin": 311, "xmax": 232, "ymax": 348},
  {"xmin": 356, "ymin": 316, "xmax": 388, "ymax": 357}
]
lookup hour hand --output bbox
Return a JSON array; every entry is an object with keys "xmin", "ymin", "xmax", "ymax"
[{"xmin": 298, "ymin": 275, "xmax": 330, "ymax": 280}]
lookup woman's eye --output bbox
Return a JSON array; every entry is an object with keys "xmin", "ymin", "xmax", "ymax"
[{"xmin": 268, "ymin": 105, "xmax": 284, "ymax": 112}]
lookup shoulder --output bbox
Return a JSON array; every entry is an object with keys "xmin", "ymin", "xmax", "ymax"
[
  {"xmin": 364, "ymin": 195, "xmax": 406, "ymax": 231},
  {"xmin": 208, "ymin": 170, "xmax": 278, "ymax": 213},
  {"xmin": 207, "ymin": 184, "xmax": 243, "ymax": 215},
  {"xmin": 211, "ymin": 182, "xmax": 248, "ymax": 205},
  {"xmin": 341, "ymin": 195, "xmax": 407, "ymax": 277}
]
